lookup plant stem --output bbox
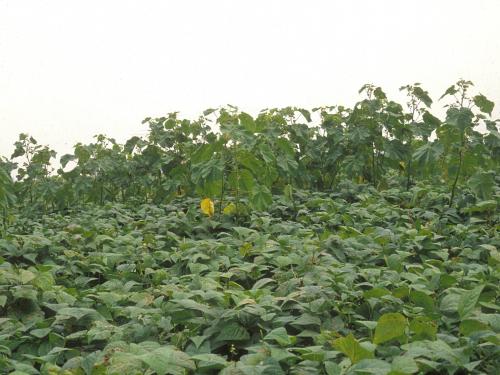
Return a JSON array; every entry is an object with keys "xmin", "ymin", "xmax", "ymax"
[
  {"xmin": 219, "ymin": 153, "xmax": 225, "ymax": 219},
  {"xmin": 449, "ymin": 136, "xmax": 465, "ymax": 207}
]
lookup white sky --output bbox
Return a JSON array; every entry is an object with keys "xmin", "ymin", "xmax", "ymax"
[{"xmin": 1, "ymin": 0, "xmax": 499, "ymax": 158}]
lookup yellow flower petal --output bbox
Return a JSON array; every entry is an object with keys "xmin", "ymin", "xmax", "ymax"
[{"xmin": 200, "ymin": 198, "xmax": 215, "ymax": 217}]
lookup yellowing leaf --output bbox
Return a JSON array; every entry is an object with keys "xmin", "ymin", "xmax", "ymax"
[
  {"xmin": 373, "ymin": 312, "xmax": 407, "ymax": 344},
  {"xmin": 200, "ymin": 198, "xmax": 215, "ymax": 217},
  {"xmin": 223, "ymin": 203, "xmax": 236, "ymax": 215}
]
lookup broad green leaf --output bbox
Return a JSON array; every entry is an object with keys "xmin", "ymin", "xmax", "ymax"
[
  {"xmin": 191, "ymin": 143, "xmax": 216, "ymax": 164},
  {"xmin": 350, "ymin": 359, "xmax": 391, "ymax": 374},
  {"xmin": 440, "ymin": 293, "xmax": 461, "ymax": 314},
  {"xmin": 238, "ymin": 151, "xmax": 265, "ymax": 177},
  {"xmin": 298, "ymin": 108, "xmax": 312, "ymax": 122},
  {"xmin": 191, "ymin": 353, "xmax": 228, "ymax": 370},
  {"xmin": 374, "ymin": 87, "xmax": 387, "ymax": 100},
  {"xmin": 239, "ymin": 112, "xmax": 256, "ymax": 132},
  {"xmin": 391, "ymin": 356, "xmax": 419, "ymax": 374},
  {"xmin": 215, "ymin": 322, "xmax": 250, "ymax": 342},
  {"xmin": 291, "ymin": 314, "xmax": 321, "ymax": 327},
  {"xmin": 385, "ymin": 254, "xmax": 403, "ymax": 272},
  {"xmin": 465, "ymin": 200, "xmax": 497, "ymax": 213},
  {"xmin": 229, "ymin": 168, "xmax": 254, "ymax": 192},
  {"xmin": 409, "ymin": 317, "xmax": 437, "ymax": 341},
  {"xmin": 413, "ymin": 86, "xmax": 433, "ymax": 108},
  {"xmin": 364, "ymin": 288, "xmax": 391, "ymax": 300},
  {"xmin": 473, "ymin": 94, "xmax": 494, "ymax": 115},
  {"xmin": 373, "ymin": 313, "xmax": 407, "ymax": 345},
  {"xmin": 422, "ymin": 110, "xmax": 441, "ymax": 128},
  {"xmin": 19, "ymin": 269, "xmax": 36, "ymax": 284},
  {"xmin": 324, "ymin": 362, "xmax": 341, "ymax": 375},
  {"xmin": 458, "ymin": 285, "xmax": 485, "ymax": 319},
  {"xmin": 30, "ymin": 328, "xmax": 52, "ymax": 338},
  {"xmin": 250, "ymin": 185, "xmax": 272, "ymax": 211},
  {"xmin": 412, "ymin": 142, "xmax": 443, "ymax": 166},
  {"xmin": 108, "ymin": 351, "xmax": 146, "ymax": 374},
  {"xmin": 410, "ymin": 290, "xmax": 435, "ymax": 314},
  {"xmin": 445, "ymin": 107, "xmax": 473, "ymax": 132},
  {"xmin": 332, "ymin": 333, "xmax": 374, "ymax": 364},
  {"xmin": 57, "ymin": 307, "xmax": 103, "ymax": 321},
  {"xmin": 33, "ymin": 271, "xmax": 55, "ymax": 291},
  {"xmin": 439, "ymin": 84, "xmax": 457, "ymax": 100},
  {"xmin": 468, "ymin": 170, "xmax": 495, "ymax": 200},
  {"xmin": 139, "ymin": 347, "xmax": 195, "ymax": 375},
  {"xmin": 459, "ymin": 319, "xmax": 490, "ymax": 336},
  {"xmin": 264, "ymin": 327, "xmax": 292, "ymax": 346}
]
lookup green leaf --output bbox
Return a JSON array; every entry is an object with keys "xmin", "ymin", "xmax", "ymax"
[
  {"xmin": 215, "ymin": 322, "xmax": 250, "ymax": 342},
  {"xmin": 446, "ymin": 107, "xmax": 473, "ymax": 132},
  {"xmin": 57, "ymin": 307, "xmax": 103, "ymax": 321},
  {"xmin": 374, "ymin": 87, "xmax": 387, "ymax": 100},
  {"xmin": 422, "ymin": 111, "xmax": 441, "ymax": 128},
  {"xmin": 332, "ymin": 333, "xmax": 374, "ymax": 364},
  {"xmin": 440, "ymin": 293, "xmax": 461, "ymax": 314},
  {"xmin": 30, "ymin": 328, "xmax": 52, "ymax": 338},
  {"xmin": 19, "ymin": 269, "xmax": 36, "ymax": 284},
  {"xmin": 139, "ymin": 347, "xmax": 195, "ymax": 375},
  {"xmin": 203, "ymin": 108, "xmax": 217, "ymax": 116},
  {"xmin": 473, "ymin": 94, "xmax": 494, "ymax": 115},
  {"xmin": 350, "ymin": 359, "xmax": 391, "ymax": 374},
  {"xmin": 191, "ymin": 353, "xmax": 228, "ymax": 370},
  {"xmin": 191, "ymin": 144, "xmax": 216, "ymax": 164},
  {"xmin": 458, "ymin": 285, "xmax": 484, "ymax": 319},
  {"xmin": 373, "ymin": 313, "xmax": 407, "ymax": 345},
  {"xmin": 413, "ymin": 86, "xmax": 433, "ymax": 108},
  {"xmin": 391, "ymin": 356, "xmax": 419, "ymax": 374},
  {"xmin": 264, "ymin": 327, "xmax": 292, "ymax": 346},
  {"xmin": 410, "ymin": 290, "xmax": 435, "ymax": 314},
  {"xmin": 239, "ymin": 112, "xmax": 256, "ymax": 133},
  {"xmin": 298, "ymin": 108, "xmax": 312, "ymax": 122},
  {"xmin": 412, "ymin": 142, "xmax": 443, "ymax": 166},
  {"xmin": 33, "ymin": 271, "xmax": 55, "ymax": 291},
  {"xmin": 250, "ymin": 185, "xmax": 273, "ymax": 211},
  {"xmin": 409, "ymin": 317, "xmax": 437, "ymax": 341},
  {"xmin": 238, "ymin": 151, "xmax": 265, "ymax": 177},
  {"xmin": 364, "ymin": 288, "xmax": 391, "ymax": 300},
  {"xmin": 468, "ymin": 170, "xmax": 495, "ymax": 200},
  {"xmin": 465, "ymin": 200, "xmax": 497, "ymax": 213},
  {"xmin": 229, "ymin": 168, "xmax": 254, "ymax": 192},
  {"xmin": 459, "ymin": 319, "xmax": 490, "ymax": 336},
  {"xmin": 60, "ymin": 154, "xmax": 75, "ymax": 168},
  {"xmin": 439, "ymin": 85, "xmax": 457, "ymax": 100}
]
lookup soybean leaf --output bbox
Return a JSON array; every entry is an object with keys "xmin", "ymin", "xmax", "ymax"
[{"xmin": 373, "ymin": 313, "xmax": 407, "ymax": 345}]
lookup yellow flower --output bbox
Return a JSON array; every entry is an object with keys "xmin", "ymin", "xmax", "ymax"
[{"xmin": 200, "ymin": 198, "xmax": 215, "ymax": 217}]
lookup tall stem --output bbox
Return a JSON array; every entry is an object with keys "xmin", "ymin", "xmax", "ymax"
[
  {"xmin": 449, "ymin": 135, "xmax": 465, "ymax": 206},
  {"xmin": 219, "ymin": 152, "xmax": 225, "ymax": 218}
]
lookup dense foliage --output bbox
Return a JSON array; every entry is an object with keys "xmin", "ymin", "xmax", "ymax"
[
  {"xmin": 0, "ymin": 81, "xmax": 499, "ymax": 374},
  {"xmin": 0, "ymin": 80, "xmax": 498, "ymax": 216}
]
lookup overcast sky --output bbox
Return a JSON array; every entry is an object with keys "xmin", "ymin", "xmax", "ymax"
[{"xmin": 1, "ymin": 0, "xmax": 499, "ymax": 158}]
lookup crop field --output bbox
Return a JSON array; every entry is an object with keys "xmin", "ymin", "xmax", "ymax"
[{"xmin": 0, "ymin": 81, "xmax": 499, "ymax": 374}]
